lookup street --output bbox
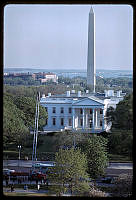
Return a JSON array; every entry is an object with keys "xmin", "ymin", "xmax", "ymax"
[{"xmin": 3, "ymin": 159, "xmax": 133, "ymax": 196}]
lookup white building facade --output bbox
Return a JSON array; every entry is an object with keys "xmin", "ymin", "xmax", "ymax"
[{"xmin": 40, "ymin": 90, "xmax": 125, "ymax": 133}]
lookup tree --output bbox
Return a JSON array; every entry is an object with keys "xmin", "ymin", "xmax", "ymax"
[
  {"xmin": 79, "ymin": 135, "xmax": 108, "ymax": 178},
  {"xmin": 108, "ymin": 130, "xmax": 133, "ymax": 159},
  {"xmin": 48, "ymin": 147, "xmax": 91, "ymax": 196},
  {"xmin": 3, "ymin": 93, "xmax": 28, "ymax": 145},
  {"xmin": 3, "ymin": 92, "xmax": 47, "ymax": 146},
  {"xmin": 107, "ymin": 93, "xmax": 133, "ymax": 130},
  {"xmin": 12, "ymin": 95, "xmax": 47, "ymax": 130}
]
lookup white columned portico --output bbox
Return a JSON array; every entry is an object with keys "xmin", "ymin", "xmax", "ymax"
[
  {"xmin": 72, "ymin": 108, "xmax": 75, "ymax": 129},
  {"xmin": 83, "ymin": 108, "xmax": 85, "ymax": 129}
]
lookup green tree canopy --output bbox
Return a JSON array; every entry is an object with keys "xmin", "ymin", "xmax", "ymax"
[
  {"xmin": 3, "ymin": 92, "xmax": 47, "ymax": 146},
  {"xmin": 79, "ymin": 135, "xmax": 108, "ymax": 178},
  {"xmin": 48, "ymin": 147, "xmax": 90, "ymax": 196},
  {"xmin": 106, "ymin": 93, "xmax": 133, "ymax": 130}
]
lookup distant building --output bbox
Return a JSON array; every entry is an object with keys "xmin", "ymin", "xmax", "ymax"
[
  {"xmin": 4, "ymin": 72, "xmax": 31, "ymax": 78},
  {"xmin": 32, "ymin": 72, "xmax": 58, "ymax": 83},
  {"xmin": 40, "ymin": 90, "xmax": 125, "ymax": 133},
  {"xmin": 41, "ymin": 72, "xmax": 58, "ymax": 83}
]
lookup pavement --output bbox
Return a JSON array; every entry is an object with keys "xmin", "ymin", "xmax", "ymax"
[
  {"xmin": 3, "ymin": 160, "xmax": 133, "ymax": 168},
  {"xmin": 107, "ymin": 162, "xmax": 133, "ymax": 169}
]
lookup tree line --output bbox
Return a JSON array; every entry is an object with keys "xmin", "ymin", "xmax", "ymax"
[{"xmin": 3, "ymin": 91, "xmax": 47, "ymax": 147}]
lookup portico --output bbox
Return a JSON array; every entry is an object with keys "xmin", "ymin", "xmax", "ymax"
[
  {"xmin": 72, "ymin": 98, "xmax": 105, "ymax": 133},
  {"xmin": 72, "ymin": 107, "xmax": 105, "ymax": 133}
]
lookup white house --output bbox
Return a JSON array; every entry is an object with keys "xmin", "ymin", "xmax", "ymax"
[{"xmin": 40, "ymin": 90, "xmax": 126, "ymax": 133}]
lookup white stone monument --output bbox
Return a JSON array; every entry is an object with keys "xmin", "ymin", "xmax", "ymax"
[{"xmin": 87, "ymin": 7, "xmax": 96, "ymax": 93}]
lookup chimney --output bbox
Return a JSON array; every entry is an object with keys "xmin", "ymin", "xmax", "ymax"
[
  {"xmin": 42, "ymin": 94, "xmax": 46, "ymax": 98},
  {"xmin": 66, "ymin": 91, "xmax": 70, "ymax": 97},
  {"xmin": 117, "ymin": 90, "xmax": 122, "ymax": 97},
  {"xmin": 104, "ymin": 90, "xmax": 108, "ymax": 97},
  {"xmin": 71, "ymin": 90, "xmax": 75, "ymax": 93},
  {"xmin": 78, "ymin": 91, "xmax": 81, "ymax": 97}
]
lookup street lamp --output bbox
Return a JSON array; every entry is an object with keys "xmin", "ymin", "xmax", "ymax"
[{"xmin": 17, "ymin": 145, "xmax": 21, "ymax": 167}]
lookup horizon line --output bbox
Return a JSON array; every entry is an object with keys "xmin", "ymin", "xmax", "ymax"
[{"xmin": 4, "ymin": 67, "xmax": 133, "ymax": 71}]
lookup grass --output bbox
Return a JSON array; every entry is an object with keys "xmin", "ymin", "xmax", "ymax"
[{"xmin": 3, "ymin": 134, "xmax": 132, "ymax": 162}]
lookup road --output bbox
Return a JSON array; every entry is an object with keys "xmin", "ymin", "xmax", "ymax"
[
  {"xmin": 3, "ymin": 160, "xmax": 133, "ymax": 177},
  {"xmin": 3, "ymin": 160, "xmax": 133, "ymax": 169}
]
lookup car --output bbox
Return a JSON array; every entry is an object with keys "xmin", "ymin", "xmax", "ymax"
[
  {"xmin": 3, "ymin": 169, "xmax": 15, "ymax": 175},
  {"xmin": 101, "ymin": 177, "xmax": 113, "ymax": 184},
  {"xmin": 30, "ymin": 171, "xmax": 46, "ymax": 180}
]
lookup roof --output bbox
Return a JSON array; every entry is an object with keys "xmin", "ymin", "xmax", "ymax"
[
  {"xmin": 40, "ymin": 96, "xmax": 104, "ymax": 106},
  {"xmin": 72, "ymin": 97, "xmax": 104, "ymax": 107}
]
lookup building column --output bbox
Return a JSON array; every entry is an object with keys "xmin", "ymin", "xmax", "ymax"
[
  {"xmin": 72, "ymin": 108, "xmax": 75, "ymax": 130},
  {"xmin": 102, "ymin": 108, "xmax": 105, "ymax": 131},
  {"xmin": 95, "ymin": 109, "xmax": 98, "ymax": 128},
  {"xmin": 92, "ymin": 108, "xmax": 95, "ymax": 132},
  {"xmin": 83, "ymin": 108, "xmax": 85, "ymax": 129},
  {"xmin": 86, "ymin": 110, "xmax": 88, "ymax": 128}
]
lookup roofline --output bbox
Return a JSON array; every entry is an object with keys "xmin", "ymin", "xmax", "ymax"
[{"xmin": 72, "ymin": 97, "xmax": 104, "ymax": 106}]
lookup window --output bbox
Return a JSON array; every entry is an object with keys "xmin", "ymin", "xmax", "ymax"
[
  {"xmin": 80, "ymin": 108, "xmax": 83, "ymax": 114},
  {"xmin": 90, "ymin": 109, "xmax": 92, "ymax": 114},
  {"xmin": 60, "ymin": 107, "xmax": 64, "ymax": 114},
  {"xmin": 100, "ymin": 120, "xmax": 102, "ymax": 126},
  {"xmin": 52, "ymin": 118, "xmax": 56, "ymax": 126},
  {"xmin": 69, "ymin": 107, "xmax": 72, "ymax": 114},
  {"xmin": 69, "ymin": 118, "xmax": 72, "ymax": 126},
  {"xmin": 52, "ymin": 107, "xmax": 56, "ymax": 113},
  {"xmin": 100, "ymin": 109, "xmax": 103, "ymax": 114},
  {"xmin": 45, "ymin": 107, "xmax": 48, "ymax": 112},
  {"xmin": 80, "ymin": 119, "xmax": 83, "ymax": 126},
  {"xmin": 61, "ymin": 118, "xmax": 64, "ymax": 126}
]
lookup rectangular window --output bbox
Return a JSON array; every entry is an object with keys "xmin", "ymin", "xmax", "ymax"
[
  {"xmin": 52, "ymin": 107, "xmax": 56, "ymax": 113},
  {"xmin": 69, "ymin": 107, "xmax": 72, "ymax": 114},
  {"xmin": 69, "ymin": 118, "xmax": 72, "ymax": 126},
  {"xmin": 80, "ymin": 108, "xmax": 83, "ymax": 114},
  {"xmin": 80, "ymin": 119, "xmax": 83, "ymax": 126},
  {"xmin": 45, "ymin": 107, "xmax": 48, "ymax": 113},
  {"xmin": 100, "ymin": 120, "xmax": 102, "ymax": 126},
  {"xmin": 60, "ymin": 107, "xmax": 64, "ymax": 114},
  {"xmin": 90, "ymin": 109, "xmax": 92, "ymax": 114},
  {"xmin": 52, "ymin": 118, "xmax": 56, "ymax": 126},
  {"xmin": 100, "ymin": 109, "xmax": 103, "ymax": 114},
  {"xmin": 61, "ymin": 118, "xmax": 64, "ymax": 126}
]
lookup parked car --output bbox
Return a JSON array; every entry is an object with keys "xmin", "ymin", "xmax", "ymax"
[
  {"xmin": 3, "ymin": 169, "xmax": 15, "ymax": 175},
  {"xmin": 30, "ymin": 171, "xmax": 46, "ymax": 181},
  {"xmin": 101, "ymin": 176, "xmax": 113, "ymax": 184}
]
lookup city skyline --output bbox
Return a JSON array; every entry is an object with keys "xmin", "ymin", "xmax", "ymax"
[{"xmin": 4, "ymin": 4, "xmax": 133, "ymax": 71}]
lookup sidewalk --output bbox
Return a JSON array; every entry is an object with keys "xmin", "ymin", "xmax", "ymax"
[{"xmin": 3, "ymin": 187, "xmax": 48, "ymax": 194}]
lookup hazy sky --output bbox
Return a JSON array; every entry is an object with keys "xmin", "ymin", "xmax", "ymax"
[{"xmin": 4, "ymin": 4, "xmax": 133, "ymax": 70}]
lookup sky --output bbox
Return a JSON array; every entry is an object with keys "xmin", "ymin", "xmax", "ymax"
[{"xmin": 4, "ymin": 4, "xmax": 133, "ymax": 71}]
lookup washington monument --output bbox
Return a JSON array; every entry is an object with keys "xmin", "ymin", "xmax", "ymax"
[{"xmin": 87, "ymin": 7, "xmax": 96, "ymax": 93}]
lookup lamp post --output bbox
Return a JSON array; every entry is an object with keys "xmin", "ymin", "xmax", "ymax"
[{"xmin": 18, "ymin": 145, "xmax": 21, "ymax": 167}]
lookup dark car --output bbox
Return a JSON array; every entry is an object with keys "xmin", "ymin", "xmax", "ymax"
[{"xmin": 101, "ymin": 177, "xmax": 113, "ymax": 184}]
